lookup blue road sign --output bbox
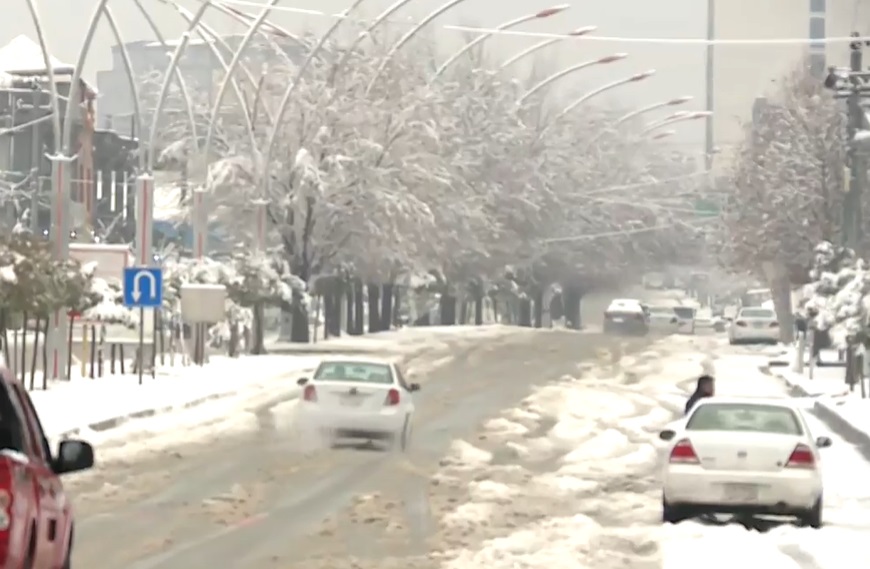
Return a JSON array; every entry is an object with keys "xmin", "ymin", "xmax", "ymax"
[{"xmin": 123, "ymin": 267, "xmax": 163, "ymax": 308}]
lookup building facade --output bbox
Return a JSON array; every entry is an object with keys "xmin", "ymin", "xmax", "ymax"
[{"xmin": 712, "ymin": 0, "xmax": 862, "ymax": 168}]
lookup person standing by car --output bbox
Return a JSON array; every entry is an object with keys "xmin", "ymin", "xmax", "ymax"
[{"xmin": 685, "ymin": 375, "xmax": 715, "ymax": 415}]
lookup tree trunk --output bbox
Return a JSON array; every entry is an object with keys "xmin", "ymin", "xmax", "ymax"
[
  {"xmin": 328, "ymin": 291, "xmax": 342, "ymax": 337},
  {"xmin": 459, "ymin": 300, "xmax": 468, "ymax": 325},
  {"xmin": 563, "ymin": 288, "xmax": 582, "ymax": 330},
  {"xmin": 353, "ymin": 280, "xmax": 365, "ymax": 335},
  {"xmin": 250, "ymin": 303, "xmax": 267, "ymax": 354},
  {"xmin": 439, "ymin": 295, "xmax": 457, "ymax": 325},
  {"xmin": 518, "ymin": 298, "xmax": 533, "ymax": 327},
  {"xmin": 392, "ymin": 286, "xmax": 402, "ymax": 327},
  {"xmin": 345, "ymin": 284, "xmax": 355, "ymax": 335},
  {"xmin": 380, "ymin": 283, "xmax": 394, "ymax": 331},
  {"xmin": 474, "ymin": 294, "xmax": 484, "ymax": 325},
  {"xmin": 289, "ymin": 292, "xmax": 310, "ymax": 343},
  {"xmin": 367, "ymin": 284, "xmax": 382, "ymax": 333},
  {"xmin": 533, "ymin": 290, "xmax": 544, "ymax": 328},
  {"xmin": 323, "ymin": 294, "xmax": 333, "ymax": 339}
]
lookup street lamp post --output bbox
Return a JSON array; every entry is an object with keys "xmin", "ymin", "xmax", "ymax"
[
  {"xmin": 499, "ymin": 26, "xmax": 597, "ymax": 70},
  {"xmin": 431, "ymin": 5, "xmax": 571, "ymax": 81},
  {"xmin": 366, "ymin": 0, "xmax": 479, "ymax": 93},
  {"xmin": 640, "ymin": 111, "xmax": 711, "ymax": 135},
  {"xmin": 517, "ymin": 54, "xmax": 627, "ymax": 105},
  {"xmin": 581, "ymin": 96, "xmax": 693, "ymax": 152},
  {"xmin": 536, "ymin": 70, "xmax": 656, "ymax": 140}
]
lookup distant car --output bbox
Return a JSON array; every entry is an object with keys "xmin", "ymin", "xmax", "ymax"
[
  {"xmin": 0, "ymin": 367, "xmax": 94, "ymax": 567},
  {"xmin": 672, "ymin": 306, "xmax": 697, "ymax": 334},
  {"xmin": 729, "ymin": 307, "xmax": 780, "ymax": 344},
  {"xmin": 603, "ymin": 299, "xmax": 649, "ymax": 335},
  {"xmin": 297, "ymin": 357, "xmax": 420, "ymax": 450},
  {"xmin": 659, "ymin": 398, "xmax": 828, "ymax": 528},
  {"xmin": 642, "ymin": 272, "xmax": 666, "ymax": 289},
  {"xmin": 647, "ymin": 305, "xmax": 680, "ymax": 333}
]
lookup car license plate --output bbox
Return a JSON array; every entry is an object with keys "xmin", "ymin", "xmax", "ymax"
[
  {"xmin": 752, "ymin": 322, "xmax": 765, "ymax": 328},
  {"xmin": 723, "ymin": 483, "xmax": 759, "ymax": 502},
  {"xmin": 340, "ymin": 396, "xmax": 362, "ymax": 407},
  {"xmin": 612, "ymin": 318, "xmax": 624, "ymax": 323}
]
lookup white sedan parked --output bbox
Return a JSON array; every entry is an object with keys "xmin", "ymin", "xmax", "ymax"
[
  {"xmin": 729, "ymin": 307, "xmax": 780, "ymax": 344},
  {"xmin": 296, "ymin": 357, "xmax": 419, "ymax": 450},
  {"xmin": 659, "ymin": 398, "xmax": 829, "ymax": 527}
]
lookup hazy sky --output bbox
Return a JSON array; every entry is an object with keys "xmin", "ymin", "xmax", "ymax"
[{"xmin": 1, "ymin": 0, "xmax": 707, "ymax": 149}]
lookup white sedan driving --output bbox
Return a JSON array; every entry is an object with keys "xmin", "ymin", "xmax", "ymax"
[
  {"xmin": 296, "ymin": 357, "xmax": 419, "ymax": 450},
  {"xmin": 729, "ymin": 307, "xmax": 780, "ymax": 344},
  {"xmin": 659, "ymin": 398, "xmax": 829, "ymax": 527}
]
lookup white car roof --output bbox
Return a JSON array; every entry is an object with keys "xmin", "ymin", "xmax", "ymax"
[
  {"xmin": 693, "ymin": 397, "xmax": 798, "ymax": 410},
  {"xmin": 316, "ymin": 355, "xmax": 396, "ymax": 366}
]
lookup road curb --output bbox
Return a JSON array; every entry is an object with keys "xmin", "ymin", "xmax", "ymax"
[
  {"xmin": 813, "ymin": 400, "xmax": 870, "ymax": 458},
  {"xmin": 759, "ymin": 364, "xmax": 813, "ymax": 398}
]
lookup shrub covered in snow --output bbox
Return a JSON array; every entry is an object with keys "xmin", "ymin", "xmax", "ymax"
[
  {"xmin": 0, "ymin": 235, "xmax": 97, "ymax": 317},
  {"xmin": 803, "ymin": 241, "xmax": 870, "ymax": 349}
]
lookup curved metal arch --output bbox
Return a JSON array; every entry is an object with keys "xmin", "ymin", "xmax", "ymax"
[
  {"xmin": 148, "ymin": 4, "xmax": 257, "ymax": 172},
  {"xmin": 59, "ymin": 0, "xmax": 111, "ymax": 156},
  {"xmin": 23, "ymin": 0, "xmax": 61, "ymax": 146},
  {"xmin": 209, "ymin": 0, "xmax": 307, "ymax": 50},
  {"xmin": 262, "ymin": 0, "xmax": 369, "ymax": 181},
  {"xmin": 133, "ymin": 0, "xmax": 198, "ymax": 144},
  {"xmin": 146, "ymin": 3, "xmax": 210, "ymax": 172},
  {"xmin": 203, "ymin": 0, "xmax": 281, "ymax": 159},
  {"xmin": 101, "ymin": 7, "xmax": 144, "ymax": 171},
  {"xmin": 165, "ymin": 0, "xmax": 273, "ymax": 128},
  {"xmin": 366, "ymin": 0, "xmax": 469, "ymax": 95}
]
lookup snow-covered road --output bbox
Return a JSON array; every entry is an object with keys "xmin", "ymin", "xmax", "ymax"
[{"xmin": 421, "ymin": 336, "xmax": 870, "ymax": 569}]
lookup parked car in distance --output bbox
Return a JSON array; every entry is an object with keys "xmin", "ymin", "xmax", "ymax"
[
  {"xmin": 603, "ymin": 299, "xmax": 649, "ymax": 336},
  {"xmin": 0, "ymin": 366, "xmax": 94, "ymax": 567},
  {"xmin": 729, "ymin": 307, "xmax": 780, "ymax": 344},
  {"xmin": 672, "ymin": 306, "xmax": 697, "ymax": 334},
  {"xmin": 647, "ymin": 305, "xmax": 680, "ymax": 333}
]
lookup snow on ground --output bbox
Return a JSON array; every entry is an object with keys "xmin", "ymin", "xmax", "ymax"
[
  {"xmin": 422, "ymin": 336, "xmax": 870, "ymax": 569},
  {"xmin": 44, "ymin": 326, "xmax": 526, "ymax": 464}
]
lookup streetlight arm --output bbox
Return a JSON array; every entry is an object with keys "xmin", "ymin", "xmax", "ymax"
[
  {"xmin": 640, "ymin": 112, "xmax": 709, "ymax": 135},
  {"xmin": 519, "ymin": 56, "xmax": 625, "ymax": 105},
  {"xmin": 500, "ymin": 25, "xmax": 597, "ymax": 70},
  {"xmin": 23, "ymin": 0, "xmax": 61, "ymax": 146},
  {"xmin": 101, "ymin": 7, "xmax": 144, "ymax": 169},
  {"xmin": 366, "ymin": 0, "xmax": 469, "ymax": 94},
  {"xmin": 539, "ymin": 70, "xmax": 656, "ymax": 140},
  {"xmin": 432, "ymin": 5, "xmax": 570, "ymax": 81},
  {"xmin": 133, "ymin": 0, "xmax": 198, "ymax": 144}
]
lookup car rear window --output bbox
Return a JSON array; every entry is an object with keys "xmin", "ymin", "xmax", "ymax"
[
  {"xmin": 673, "ymin": 307, "xmax": 695, "ymax": 318},
  {"xmin": 687, "ymin": 403, "xmax": 803, "ymax": 435},
  {"xmin": 649, "ymin": 306, "xmax": 674, "ymax": 315},
  {"xmin": 313, "ymin": 362, "xmax": 394, "ymax": 384},
  {"xmin": 739, "ymin": 308, "xmax": 774, "ymax": 319}
]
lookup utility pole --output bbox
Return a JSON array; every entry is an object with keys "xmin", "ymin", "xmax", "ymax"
[
  {"xmin": 704, "ymin": 0, "xmax": 715, "ymax": 171},
  {"xmin": 845, "ymin": 34, "xmax": 865, "ymax": 251}
]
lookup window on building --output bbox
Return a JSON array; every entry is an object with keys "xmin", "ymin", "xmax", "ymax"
[
  {"xmin": 809, "ymin": 52, "xmax": 826, "ymax": 78},
  {"xmin": 810, "ymin": 16, "xmax": 826, "ymax": 48},
  {"xmin": 810, "ymin": 0, "xmax": 825, "ymax": 14}
]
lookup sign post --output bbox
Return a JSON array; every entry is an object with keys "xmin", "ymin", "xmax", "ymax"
[{"xmin": 123, "ymin": 267, "xmax": 163, "ymax": 384}]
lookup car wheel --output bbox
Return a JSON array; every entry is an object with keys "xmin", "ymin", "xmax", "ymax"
[
  {"xmin": 799, "ymin": 497, "xmax": 823, "ymax": 528},
  {"xmin": 662, "ymin": 497, "xmax": 688, "ymax": 524}
]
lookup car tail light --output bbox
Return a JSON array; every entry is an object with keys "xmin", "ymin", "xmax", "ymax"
[
  {"xmin": 669, "ymin": 439, "xmax": 700, "ymax": 464},
  {"xmin": 303, "ymin": 385, "xmax": 317, "ymax": 402},
  {"xmin": 385, "ymin": 388, "xmax": 400, "ymax": 406},
  {"xmin": 769, "ymin": 322, "xmax": 779, "ymax": 328},
  {"xmin": 735, "ymin": 321, "xmax": 747, "ymax": 327},
  {"xmin": 785, "ymin": 443, "xmax": 815, "ymax": 468}
]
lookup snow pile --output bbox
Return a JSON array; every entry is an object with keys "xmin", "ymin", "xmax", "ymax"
[{"xmin": 433, "ymin": 340, "xmax": 708, "ymax": 567}]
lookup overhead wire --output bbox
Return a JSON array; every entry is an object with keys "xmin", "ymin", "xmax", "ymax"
[{"xmin": 214, "ymin": 0, "xmax": 870, "ymax": 45}]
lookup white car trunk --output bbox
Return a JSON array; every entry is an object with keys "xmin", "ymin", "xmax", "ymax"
[
  {"xmin": 313, "ymin": 381, "xmax": 389, "ymax": 412},
  {"xmin": 685, "ymin": 432, "xmax": 802, "ymax": 472}
]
